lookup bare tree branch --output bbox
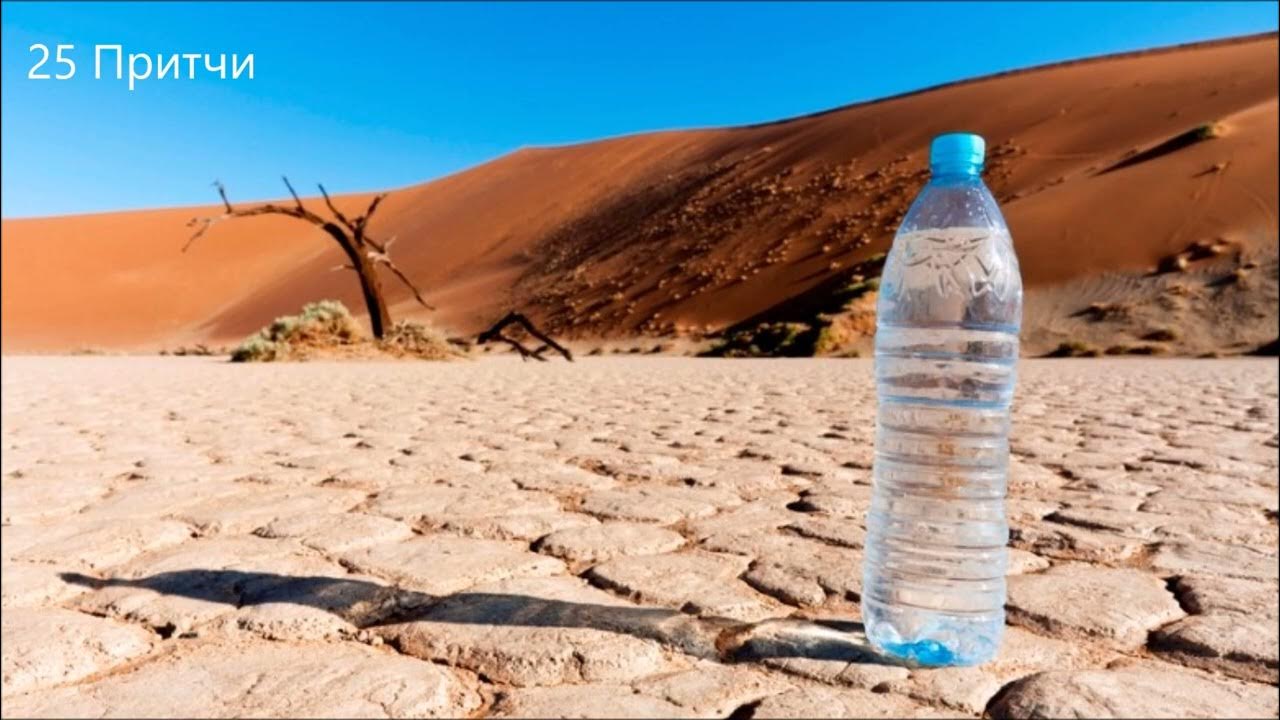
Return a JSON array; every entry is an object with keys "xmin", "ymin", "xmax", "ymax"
[
  {"xmin": 282, "ymin": 176, "xmax": 305, "ymax": 210},
  {"xmin": 317, "ymin": 183, "xmax": 357, "ymax": 235},
  {"xmin": 186, "ymin": 178, "xmax": 338, "ymax": 253},
  {"xmin": 383, "ymin": 261, "xmax": 434, "ymax": 309},
  {"xmin": 213, "ymin": 180, "xmax": 232, "ymax": 213},
  {"xmin": 477, "ymin": 311, "xmax": 573, "ymax": 361},
  {"xmin": 363, "ymin": 234, "xmax": 396, "ymax": 255},
  {"xmin": 365, "ymin": 241, "xmax": 434, "ymax": 310},
  {"xmin": 185, "ymin": 202, "xmax": 311, "ymax": 252},
  {"xmin": 184, "ymin": 216, "xmax": 226, "ymax": 252},
  {"xmin": 491, "ymin": 333, "xmax": 545, "ymax": 362},
  {"xmin": 355, "ymin": 193, "xmax": 388, "ymax": 235}
]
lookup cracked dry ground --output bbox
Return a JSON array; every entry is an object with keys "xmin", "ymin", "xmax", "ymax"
[{"xmin": 2, "ymin": 356, "xmax": 1277, "ymax": 719}]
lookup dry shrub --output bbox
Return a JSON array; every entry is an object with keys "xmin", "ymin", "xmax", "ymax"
[
  {"xmin": 379, "ymin": 321, "xmax": 459, "ymax": 360},
  {"xmin": 1044, "ymin": 341, "xmax": 1100, "ymax": 358},
  {"xmin": 1192, "ymin": 122, "xmax": 1225, "ymax": 140},
  {"xmin": 231, "ymin": 301, "xmax": 458, "ymax": 362},
  {"xmin": 1157, "ymin": 254, "xmax": 1190, "ymax": 274},
  {"xmin": 232, "ymin": 300, "xmax": 360, "ymax": 362}
]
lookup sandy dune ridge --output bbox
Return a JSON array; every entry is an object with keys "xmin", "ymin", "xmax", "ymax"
[{"xmin": 2, "ymin": 33, "xmax": 1276, "ymax": 354}]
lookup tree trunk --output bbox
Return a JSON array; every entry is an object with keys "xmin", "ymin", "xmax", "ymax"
[
  {"xmin": 325, "ymin": 224, "xmax": 392, "ymax": 340},
  {"xmin": 348, "ymin": 246, "xmax": 392, "ymax": 339}
]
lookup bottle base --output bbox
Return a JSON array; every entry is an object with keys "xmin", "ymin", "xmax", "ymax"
[{"xmin": 862, "ymin": 598, "xmax": 1003, "ymax": 667}]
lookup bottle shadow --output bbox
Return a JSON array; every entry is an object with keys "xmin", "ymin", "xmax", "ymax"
[{"xmin": 59, "ymin": 569, "xmax": 904, "ymax": 667}]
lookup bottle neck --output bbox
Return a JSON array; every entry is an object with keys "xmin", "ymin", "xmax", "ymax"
[{"xmin": 929, "ymin": 162, "xmax": 983, "ymax": 181}]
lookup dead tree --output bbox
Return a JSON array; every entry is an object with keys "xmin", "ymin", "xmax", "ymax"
[
  {"xmin": 477, "ymin": 311, "xmax": 574, "ymax": 362},
  {"xmin": 185, "ymin": 177, "xmax": 432, "ymax": 339}
]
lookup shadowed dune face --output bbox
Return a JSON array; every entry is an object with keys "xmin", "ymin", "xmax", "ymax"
[{"xmin": 2, "ymin": 34, "xmax": 1276, "ymax": 354}]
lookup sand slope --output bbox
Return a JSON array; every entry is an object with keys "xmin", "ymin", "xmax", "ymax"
[{"xmin": 3, "ymin": 33, "xmax": 1276, "ymax": 354}]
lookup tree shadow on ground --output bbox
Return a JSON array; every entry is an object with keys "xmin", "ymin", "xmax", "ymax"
[{"xmin": 60, "ymin": 569, "xmax": 903, "ymax": 667}]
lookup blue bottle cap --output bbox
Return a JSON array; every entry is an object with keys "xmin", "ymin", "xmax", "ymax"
[{"xmin": 930, "ymin": 132, "xmax": 986, "ymax": 170}]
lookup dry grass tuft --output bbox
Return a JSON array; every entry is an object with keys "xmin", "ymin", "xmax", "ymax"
[
  {"xmin": 379, "ymin": 321, "xmax": 459, "ymax": 360},
  {"xmin": 231, "ymin": 301, "xmax": 459, "ymax": 362}
]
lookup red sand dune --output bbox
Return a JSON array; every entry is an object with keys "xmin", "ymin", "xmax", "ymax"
[{"xmin": 3, "ymin": 33, "xmax": 1276, "ymax": 354}]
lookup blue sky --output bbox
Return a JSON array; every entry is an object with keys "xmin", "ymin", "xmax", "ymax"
[{"xmin": 2, "ymin": 2, "xmax": 1276, "ymax": 218}]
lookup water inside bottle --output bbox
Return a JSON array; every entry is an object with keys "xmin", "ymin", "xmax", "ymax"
[{"xmin": 862, "ymin": 224, "xmax": 1020, "ymax": 667}]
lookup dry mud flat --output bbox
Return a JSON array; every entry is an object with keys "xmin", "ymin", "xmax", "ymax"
[{"xmin": 1, "ymin": 356, "xmax": 1277, "ymax": 718}]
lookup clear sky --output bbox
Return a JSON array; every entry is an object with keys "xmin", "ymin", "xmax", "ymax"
[{"xmin": 2, "ymin": 1, "xmax": 1276, "ymax": 218}]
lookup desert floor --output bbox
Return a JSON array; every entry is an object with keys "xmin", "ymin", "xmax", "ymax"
[{"xmin": 1, "ymin": 356, "xmax": 1277, "ymax": 718}]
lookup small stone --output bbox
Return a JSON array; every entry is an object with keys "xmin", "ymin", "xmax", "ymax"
[
  {"xmin": 988, "ymin": 665, "xmax": 1279, "ymax": 719},
  {"xmin": 535, "ymin": 522, "xmax": 685, "ymax": 564},
  {"xmin": 1007, "ymin": 564, "xmax": 1184, "ymax": 648}
]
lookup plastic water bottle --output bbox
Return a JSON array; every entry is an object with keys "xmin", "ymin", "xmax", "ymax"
[{"xmin": 861, "ymin": 133, "xmax": 1022, "ymax": 666}]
